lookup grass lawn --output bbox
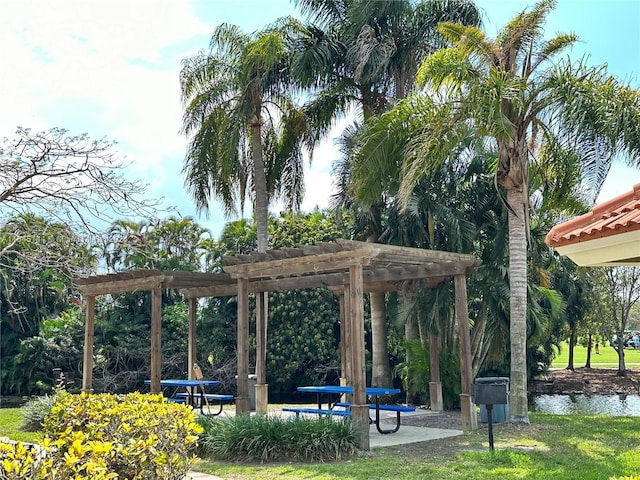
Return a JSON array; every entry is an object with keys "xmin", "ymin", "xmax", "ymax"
[
  {"xmin": 4, "ymin": 406, "xmax": 639, "ymax": 480},
  {"xmin": 0, "ymin": 408, "xmax": 41, "ymax": 444},
  {"xmin": 193, "ymin": 413, "xmax": 640, "ymax": 479},
  {"xmin": 551, "ymin": 342, "xmax": 640, "ymax": 369}
]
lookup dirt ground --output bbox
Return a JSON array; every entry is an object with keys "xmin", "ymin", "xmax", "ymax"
[{"xmin": 529, "ymin": 367, "xmax": 640, "ymax": 396}]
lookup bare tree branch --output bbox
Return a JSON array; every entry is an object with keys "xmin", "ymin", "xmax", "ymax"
[{"xmin": 0, "ymin": 127, "xmax": 165, "ymax": 233}]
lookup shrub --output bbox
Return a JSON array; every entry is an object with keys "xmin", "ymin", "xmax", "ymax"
[
  {"xmin": 40, "ymin": 391, "xmax": 203, "ymax": 479},
  {"xmin": 20, "ymin": 394, "xmax": 58, "ymax": 432},
  {"xmin": 198, "ymin": 414, "xmax": 357, "ymax": 462},
  {"xmin": 0, "ymin": 440, "xmax": 42, "ymax": 479}
]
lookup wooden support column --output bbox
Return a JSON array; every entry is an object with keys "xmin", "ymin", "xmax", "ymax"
[
  {"xmin": 150, "ymin": 287, "xmax": 162, "ymax": 393},
  {"xmin": 188, "ymin": 297, "xmax": 197, "ymax": 380},
  {"xmin": 236, "ymin": 277, "xmax": 250, "ymax": 414},
  {"xmin": 402, "ymin": 288, "xmax": 418, "ymax": 405},
  {"xmin": 428, "ymin": 331, "xmax": 443, "ymax": 412},
  {"xmin": 338, "ymin": 288, "xmax": 349, "ymax": 387},
  {"xmin": 255, "ymin": 291, "xmax": 269, "ymax": 413},
  {"xmin": 455, "ymin": 274, "xmax": 477, "ymax": 431},
  {"xmin": 82, "ymin": 295, "xmax": 96, "ymax": 393},
  {"xmin": 349, "ymin": 264, "xmax": 369, "ymax": 451}
]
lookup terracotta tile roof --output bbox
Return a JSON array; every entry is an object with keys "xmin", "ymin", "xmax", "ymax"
[{"xmin": 546, "ymin": 183, "xmax": 640, "ymax": 248}]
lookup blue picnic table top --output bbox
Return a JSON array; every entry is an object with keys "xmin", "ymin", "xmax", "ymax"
[
  {"xmin": 297, "ymin": 385, "xmax": 400, "ymax": 396},
  {"xmin": 144, "ymin": 379, "xmax": 220, "ymax": 388}
]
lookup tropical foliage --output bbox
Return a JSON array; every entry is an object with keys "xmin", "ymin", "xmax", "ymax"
[
  {"xmin": 180, "ymin": 20, "xmax": 314, "ymax": 252},
  {"xmin": 357, "ymin": 0, "xmax": 640, "ymax": 422}
]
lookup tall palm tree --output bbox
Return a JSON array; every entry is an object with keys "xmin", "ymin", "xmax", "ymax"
[
  {"xmin": 400, "ymin": 0, "xmax": 640, "ymax": 422},
  {"xmin": 180, "ymin": 21, "xmax": 312, "ymax": 252},
  {"xmin": 181, "ymin": 20, "xmax": 317, "ymax": 414},
  {"xmin": 294, "ymin": 0, "xmax": 481, "ymax": 388}
]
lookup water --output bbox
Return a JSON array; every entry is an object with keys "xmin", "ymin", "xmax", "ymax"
[{"xmin": 532, "ymin": 394, "xmax": 640, "ymax": 416}]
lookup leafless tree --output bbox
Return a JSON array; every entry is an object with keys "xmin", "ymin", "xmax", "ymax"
[{"xmin": 0, "ymin": 127, "xmax": 161, "ymax": 234}]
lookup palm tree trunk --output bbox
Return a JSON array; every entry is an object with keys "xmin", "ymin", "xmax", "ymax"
[
  {"xmin": 371, "ymin": 291, "xmax": 392, "ymax": 387},
  {"xmin": 507, "ymin": 187, "xmax": 530, "ymax": 424},
  {"xmin": 250, "ymin": 117, "xmax": 269, "ymax": 253},
  {"xmin": 250, "ymin": 115, "xmax": 270, "ymax": 414}
]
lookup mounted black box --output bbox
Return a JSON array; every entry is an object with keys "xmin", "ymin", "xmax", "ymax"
[{"xmin": 473, "ymin": 377, "xmax": 509, "ymax": 405}]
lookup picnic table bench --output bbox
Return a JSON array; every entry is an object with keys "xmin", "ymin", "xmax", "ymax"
[
  {"xmin": 282, "ymin": 407, "xmax": 352, "ymax": 417},
  {"xmin": 175, "ymin": 392, "xmax": 234, "ymax": 415},
  {"xmin": 145, "ymin": 379, "xmax": 227, "ymax": 415},
  {"xmin": 334, "ymin": 402, "xmax": 416, "ymax": 434},
  {"xmin": 286, "ymin": 385, "xmax": 415, "ymax": 434}
]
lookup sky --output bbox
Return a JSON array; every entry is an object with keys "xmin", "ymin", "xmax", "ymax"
[{"xmin": 1, "ymin": 0, "xmax": 639, "ymax": 239}]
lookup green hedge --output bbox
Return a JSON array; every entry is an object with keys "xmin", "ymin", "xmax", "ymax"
[{"xmin": 198, "ymin": 414, "xmax": 358, "ymax": 462}]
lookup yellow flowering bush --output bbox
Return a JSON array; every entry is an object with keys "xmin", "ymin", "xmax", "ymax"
[
  {"xmin": 0, "ymin": 440, "xmax": 41, "ymax": 479},
  {"xmin": 40, "ymin": 391, "xmax": 203, "ymax": 479}
]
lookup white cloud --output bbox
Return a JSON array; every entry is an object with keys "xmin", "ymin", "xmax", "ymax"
[
  {"xmin": 0, "ymin": 0, "xmax": 215, "ymax": 222},
  {"xmin": 0, "ymin": 0, "xmax": 337, "ymax": 239}
]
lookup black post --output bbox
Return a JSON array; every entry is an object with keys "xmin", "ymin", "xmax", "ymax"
[{"xmin": 487, "ymin": 404, "xmax": 494, "ymax": 451}]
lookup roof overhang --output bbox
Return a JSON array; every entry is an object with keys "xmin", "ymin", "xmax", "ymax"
[
  {"xmin": 554, "ymin": 229, "xmax": 640, "ymax": 266},
  {"xmin": 546, "ymin": 183, "xmax": 640, "ymax": 266}
]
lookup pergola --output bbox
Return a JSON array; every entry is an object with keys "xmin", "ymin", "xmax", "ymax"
[{"xmin": 74, "ymin": 239, "xmax": 481, "ymax": 450}]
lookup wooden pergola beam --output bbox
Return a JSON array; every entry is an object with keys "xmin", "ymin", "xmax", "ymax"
[
  {"xmin": 180, "ymin": 261, "xmax": 478, "ymax": 298},
  {"xmin": 78, "ymin": 275, "xmax": 169, "ymax": 296},
  {"xmin": 224, "ymin": 248, "xmax": 378, "ymax": 279}
]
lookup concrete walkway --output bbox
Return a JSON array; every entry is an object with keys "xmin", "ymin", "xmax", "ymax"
[{"xmin": 186, "ymin": 472, "xmax": 224, "ymax": 480}]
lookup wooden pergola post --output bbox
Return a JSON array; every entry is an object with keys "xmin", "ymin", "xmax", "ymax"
[
  {"xmin": 188, "ymin": 297, "xmax": 197, "ymax": 380},
  {"xmin": 255, "ymin": 291, "xmax": 269, "ymax": 413},
  {"xmin": 455, "ymin": 274, "xmax": 477, "ymax": 430},
  {"xmin": 338, "ymin": 291, "xmax": 346, "ymax": 385},
  {"xmin": 150, "ymin": 287, "xmax": 162, "ymax": 393},
  {"xmin": 236, "ymin": 277, "xmax": 250, "ymax": 414},
  {"xmin": 428, "ymin": 331, "xmax": 443, "ymax": 412},
  {"xmin": 81, "ymin": 295, "xmax": 96, "ymax": 392},
  {"xmin": 349, "ymin": 264, "xmax": 369, "ymax": 451}
]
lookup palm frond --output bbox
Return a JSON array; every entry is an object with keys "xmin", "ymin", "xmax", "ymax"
[
  {"xmin": 293, "ymin": 0, "xmax": 349, "ymax": 26},
  {"xmin": 182, "ymin": 111, "xmax": 245, "ymax": 217},
  {"xmin": 496, "ymin": 0, "xmax": 555, "ymax": 71},
  {"xmin": 400, "ymin": 102, "xmax": 473, "ymax": 209},
  {"xmin": 302, "ymin": 86, "xmax": 357, "ymax": 142},
  {"xmin": 351, "ymin": 96, "xmax": 437, "ymax": 205},
  {"xmin": 329, "ymin": 122, "xmax": 360, "ymax": 211},
  {"xmin": 291, "ymin": 24, "xmax": 348, "ymax": 88},
  {"xmin": 528, "ymin": 33, "xmax": 577, "ymax": 75},
  {"xmin": 416, "ymin": 47, "xmax": 478, "ymax": 93},
  {"xmin": 347, "ymin": 24, "xmax": 396, "ymax": 84},
  {"xmin": 437, "ymin": 23, "xmax": 494, "ymax": 62},
  {"xmin": 210, "ymin": 23, "xmax": 248, "ymax": 59}
]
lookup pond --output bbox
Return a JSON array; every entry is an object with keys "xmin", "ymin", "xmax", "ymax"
[{"xmin": 532, "ymin": 394, "xmax": 640, "ymax": 416}]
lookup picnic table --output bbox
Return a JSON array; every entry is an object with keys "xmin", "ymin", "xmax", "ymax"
[
  {"xmin": 144, "ymin": 379, "xmax": 232, "ymax": 414},
  {"xmin": 284, "ymin": 385, "xmax": 415, "ymax": 434}
]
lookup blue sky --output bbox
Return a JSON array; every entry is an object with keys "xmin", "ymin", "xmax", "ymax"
[{"xmin": 1, "ymin": 0, "xmax": 639, "ymax": 239}]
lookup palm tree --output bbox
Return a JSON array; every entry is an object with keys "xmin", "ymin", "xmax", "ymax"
[
  {"xmin": 181, "ymin": 21, "xmax": 317, "ymax": 414},
  {"xmin": 294, "ymin": 0, "xmax": 481, "ymax": 388},
  {"xmin": 400, "ymin": 0, "xmax": 640, "ymax": 422},
  {"xmin": 180, "ymin": 20, "xmax": 312, "ymax": 252}
]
